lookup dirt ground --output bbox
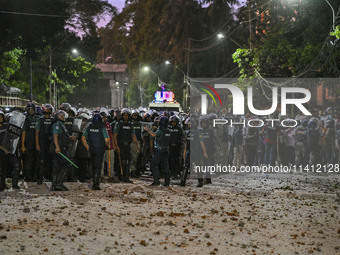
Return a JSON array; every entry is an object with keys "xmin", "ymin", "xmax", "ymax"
[{"xmin": 1, "ymin": 172, "xmax": 340, "ymax": 255}]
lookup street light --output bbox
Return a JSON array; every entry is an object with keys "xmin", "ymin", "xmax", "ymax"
[
  {"xmin": 72, "ymin": 48, "xmax": 78, "ymax": 55},
  {"xmin": 143, "ymin": 66, "xmax": 161, "ymax": 84},
  {"xmin": 217, "ymin": 33, "xmax": 225, "ymax": 39}
]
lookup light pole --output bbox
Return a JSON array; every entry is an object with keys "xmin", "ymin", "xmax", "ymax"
[{"xmin": 143, "ymin": 66, "xmax": 161, "ymax": 85}]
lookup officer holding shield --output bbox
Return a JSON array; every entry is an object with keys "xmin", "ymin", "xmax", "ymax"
[{"xmin": 51, "ymin": 110, "xmax": 75, "ymax": 191}]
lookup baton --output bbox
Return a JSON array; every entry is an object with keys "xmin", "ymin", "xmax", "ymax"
[
  {"xmin": 59, "ymin": 152, "xmax": 79, "ymax": 169},
  {"xmin": 108, "ymin": 149, "xmax": 111, "ymax": 178},
  {"xmin": 118, "ymin": 150, "xmax": 123, "ymax": 175}
]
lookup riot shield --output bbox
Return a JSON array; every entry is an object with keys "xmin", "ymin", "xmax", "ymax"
[
  {"xmin": 0, "ymin": 111, "xmax": 26, "ymax": 154},
  {"xmin": 68, "ymin": 118, "xmax": 87, "ymax": 158}
]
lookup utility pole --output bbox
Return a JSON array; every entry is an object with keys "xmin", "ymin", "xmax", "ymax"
[
  {"xmin": 29, "ymin": 58, "xmax": 33, "ymax": 102},
  {"xmin": 248, "ymin": 0, "xmax": 253, "ymax": 50},
  {"xmin": 49, "ymin": 48, "xmax": 52, "ymax": 104}
]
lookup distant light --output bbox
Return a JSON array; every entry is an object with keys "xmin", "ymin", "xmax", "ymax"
[
  {"xmin": 116, "ymin": 81, "xmax": 119, "ymax": 85},
  {"xmin": 217, "ymin": 33, "xmax": 225, "ymax": 39},
  {"xmin": 165, "ymin": 61, "xmax": 170, "ymax": 65},
  {"xmin": 72, "ymin": 48, "xmax": 78, "ymax": 54},
  {"xmin": 143, "ymin": 66, "xmax": 149, "ymax": 72}
]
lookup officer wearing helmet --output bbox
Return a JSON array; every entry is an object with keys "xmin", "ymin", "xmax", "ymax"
[
  {"xmin": 141, "ymin": 112, "xmax": 152, "ymax": 174},
  {"xmin": 51, "ymin": 110, "xmax": 75, "ymax": 191},
  {"xmin": 130, "ymin": 109, "xmax": 142, "ymax": 178},
  {"xmin": 35, "ymin": 104, "xmax": 54, "ymax": 184},
  {"xmin": 307, "ymin": 117, "xmax": 322, "ymax": 165},
  {"xmin": 144, "ymin": 116, "xmax": 171, "ymax": 186},
  {"xmin": 0, "ymin": 110, "xmax": 8, "ymax": 191},
  {"xmin": 180, "ymin": 117, "xmax": 207, "ymax": 187},
  {"xmin": 294, "ymin": 119, "xmax": 308, "ymax": 166},
  {"xmin": 111, "ymin": 109, "xmax": 122, "ymax": 179},
  {"xmin": 325, "ymin": 119, "xmax": 335, "ymax": 164},
  {"xmin": 168, "ymin": 115, "xmax": 184, "ymax": 179},
  {"xmin": 100, "ymin": 110, "xmax": 115, "ymax": 181},
  {"xmin": 0, "ymin": 110, "xmax": 23, "ymax": 191},
  {"xmin": 82, "ymin": 113, "xmax": 110, "ymax": 190},
  {"xmin": 21, "ymin": 102, "xmax": 38, "ymax": 181},
  {"xmin": 113, "ymin": 108, "xmax": 140, "ymax": 183}
]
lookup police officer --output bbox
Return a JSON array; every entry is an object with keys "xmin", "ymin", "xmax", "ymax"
[
  {"xmin": 82, "ymin": 114, "xmax": 110, "ymax": 190},
  {"xmin": 144, "ymin": 116, "xmax": 171, "ymax": 186},
  {"xmin": 294, "ymin": 120, "xmax": 308, "ymax": 166},
  {"xmin": 130, "ymin": 110, "xmax": 142, "ymax": 178},
  {"xmin": 111, "ymin": 109, "xmax": 122, "ymax": 180},
  {"xmin": 21, "ymin": 103, "xmax": 37, "ymax": 181},
  {"xmin": 113, "ymin": 108, "xmax": 140, "ymax": 183},
  {"xmin": 0, "ymin": 110, "xmax": 7, "ymax": 191},
  {"xmin": 100, "ymin": 110, "xmax": 115, "ymax": 180},
  {"xmin": 307, "ymin": 117, "xmax": 322, "ymax": 165},
  {"xmin": 51, "ymin": 110, "xmax": 75, "ymax": 191},
  {"xmin": 168, "ymin": 115, "xmax": 184, "ymax": 179},
  {"xmin": 0, "ymin": 111, "xmax": 22, "ymax": 191},
  {"xmin": 35, "ymin": 104, "xmax": 54, "ymax": 184},
  {"xmin": 180, "ymin": 117, "xmax": 207, "ymax": 187},
  {"xmin": 141, "ymin": 113, "xmax": 152, "ymax": 174}
]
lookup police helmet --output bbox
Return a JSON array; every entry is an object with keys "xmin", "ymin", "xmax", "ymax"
[
  {"xmin": 121, "ymin": 108, "xmax": 131, "ymax": 116},
  {"xmin": 169, "ymin": 115, "xmax": 180, "ymax": 124},
  {"xmin": 42, "ymin": 104, "xmax": 54, "ymax": 113},
  {"xmin": 158, "ymin": 116, "xmax": 168, "ymax": 127},
  {"xmin": 199, "ymin": 115, "xmax": 209, "ymax": 124},
  {"xmin": 67, "ymin": 107, "xmax": 76, "ymax": 117},
  {"xmin": 25, "ymin": 102, "xmax": 36, "ymax": 111},
  {"xmin": 326, "ymin": 119, "xmax": 335, "ymax": 128},
  {"xmin": 208, "ymin": 113, "xmax": 218, "ymax": 120},
  {"xmin": 78, "ymin": 113, "xmax": 90, "ymax": 120},
  {"xmin": 0, "ymin": 110, "xmax": 4, "ymax": 118},
  {"xmin": 326, "ymin": 107, "xmax": 333, "ymax": 114},
  {"xmin": 191, "ymin": 118, "xmax": 199, "ymax": 127},
  {"xmin": 308, "ymin": 117, "xmax": 318, "ymax": 127},
  {"xmin": 154, "ymin": 116, "xmax": 160, "ymax": 123},
  {"xmin": 55, "ymin": 110, "xmax": 69, "ymax": 120},
  {"xmin": 36, "ymin": 106, "xmax": 42, "ymax": 115},
  {"xmin": 162, "ymin": 111, "xmax": 170, "ymax": 118},
  {"xmin": 59, "ymin": 103, "xmax": 71, "ymax": 111},
  {"xmin": 143, "ymin": 113, "xmax": 151, "ymax": 121},
  {"xmin": 92, "ymin": 113, "xmax": 103, "ymax": 123},
  {"xmin": 131, "ymin": 109, "xmax": 139, "ymax": 116}
]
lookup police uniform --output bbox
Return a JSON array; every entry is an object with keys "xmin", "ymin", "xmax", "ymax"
[
  {"xmin": 22, "ymin": 114, "xmax": 37, "ymax": 181},
  {"xmin": 168, "ymin": 122, "xmax": 184, "ymax": 178},
  {"xmin": 83, "ymin": 123, "xmax": 109, "ymax": 190},
  {"xmin": 294, "ymin": 125, "xmax": 307, "ymax": 166},
  {"xmin": 0, "ymin": 121, "xmax": 7, "ymax": 191},
  {"xmin": 35, "ymin": 115, "xmax": 53, "ymax": 182},
  {"xmin": 114, "ymin": 120, "xmax": 135, "ymax": 182},
  {"xmin": 52, "ymin": 119, "xmax": 71, "ymax": 190},
  {"xmin": 150, "ymin": 126, "xmax": 171, "ymax": 186},
  {"xmin": 131, "ymin": 118, "xmax": 142, "ymax": 175}
]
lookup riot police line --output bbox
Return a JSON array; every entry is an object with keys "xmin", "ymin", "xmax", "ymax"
[{"xmin": 1, "ymin": 103, "xmax": 340, "ymax": 192}]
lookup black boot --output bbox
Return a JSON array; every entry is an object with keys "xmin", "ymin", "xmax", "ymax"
[
  {"xmin": 50, "ymin": 171, "xmax": 60, "ymax": 191},
  {"xmin": 36, "ymin": 160, "xmax": 44, "ymax": 185},
  {"xmin": 197, "ymin": 178, "xmax": 203, "ymax": 188},
  {"xmin": 0, "ymin": 174, "xmax": 5, "ymax": 192},
  {"xmin": 180, "ymin": 166, "xmax": 189, "ymax": 187},
  {"xmin": 56, "ymin": 168, "xmax": 68, "ymax": 191},
  {"xmin": 205, "ymin": 178, "xmax": 212, "ymax": 184},
  {"xmin": 123, "ymin": 161, "xmax": 133, "ymax": 183},
  {"xmin": 92, "ymin": 171, "xmax": 101, "ymax": 190},
  {"xmin": 12, "ymin": 165, "xmax": 20, "ymax": 189}
]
